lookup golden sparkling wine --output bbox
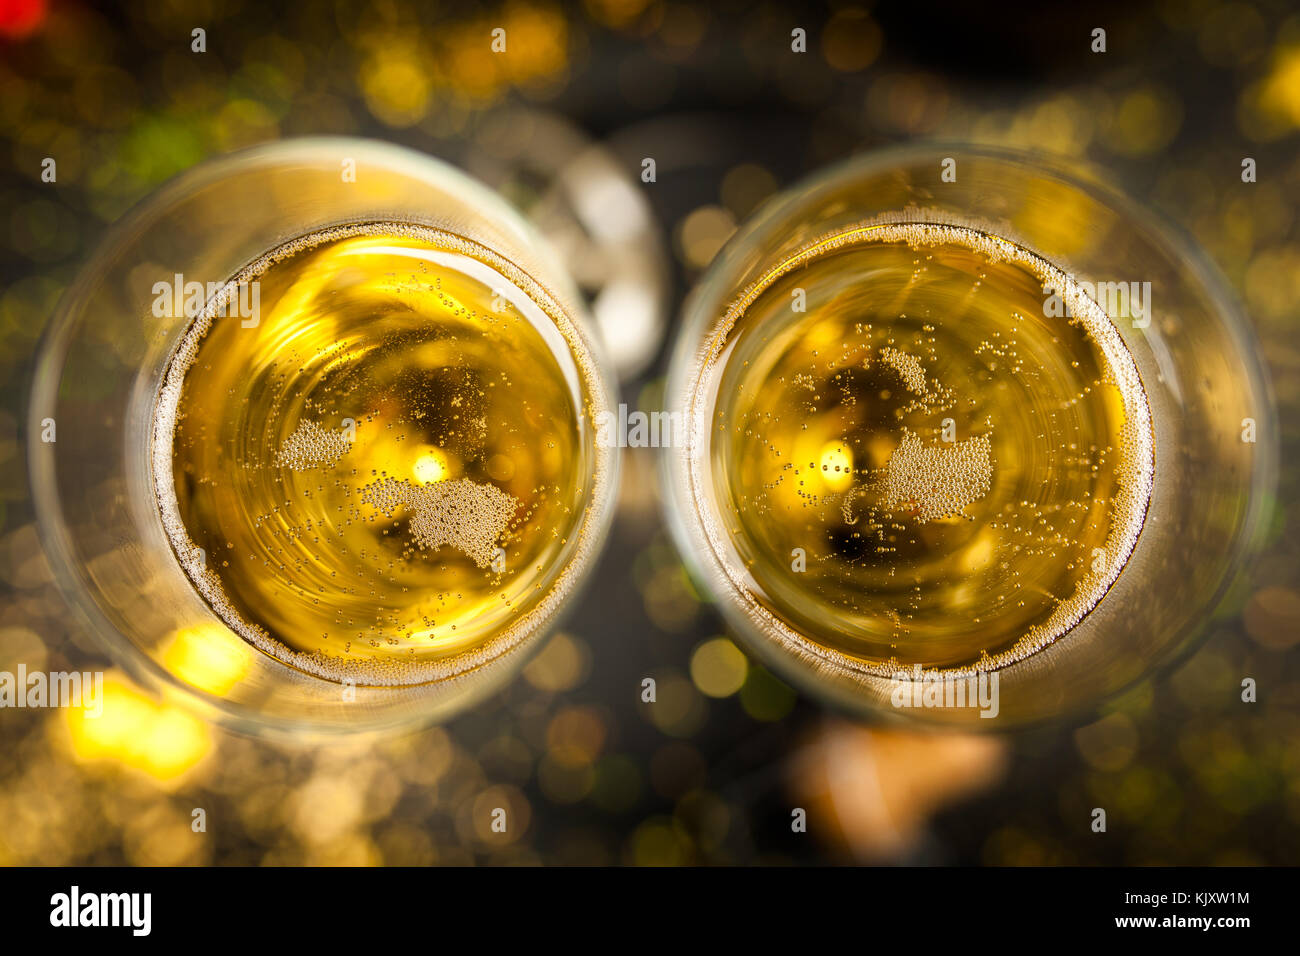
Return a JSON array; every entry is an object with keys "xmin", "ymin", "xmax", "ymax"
[
  {"xmin": 152, "ymin": 223, "xmax": 608, "ymax": 685},
  {"xmin": 691, "ymin": 222, "xmax": 1155, "ymax": 674}
]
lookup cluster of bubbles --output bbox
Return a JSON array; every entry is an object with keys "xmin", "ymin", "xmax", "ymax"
[
  {"xmin": 360, "ymin": 475, "xmax": 518, "ymax": 570},
  {"xmin": 275, "ymin": 419, "xmax": 353, "ymax": 470}
]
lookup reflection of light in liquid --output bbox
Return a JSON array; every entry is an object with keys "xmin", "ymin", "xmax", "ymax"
[
  {"xmin": 818, "ymin": 440, "xmax": 855, "ymax": 492},
  {"xmin": 960, "ymin": 530, "xmax": 997, "ymax": 574},
  {"xmin": 414, "ymin": 448, "xmax": 451, "ymax": 484},
  {"xmin": 764, "ymin": 431, "xmax": 857, "ymax": 511}
]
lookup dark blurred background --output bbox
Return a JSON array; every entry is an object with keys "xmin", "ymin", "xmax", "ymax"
[{"xmin": 1, "ymin": 0, "xmax": 1298, "ymax": 865}]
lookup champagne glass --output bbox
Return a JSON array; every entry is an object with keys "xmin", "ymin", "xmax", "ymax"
[
  {"xmin": 663, "ymin": 144, "xmax": 1275, "ymax": 726},
  {"xmin": 29, "ymin": 138, "xmax": 620, "ymax": 736}
]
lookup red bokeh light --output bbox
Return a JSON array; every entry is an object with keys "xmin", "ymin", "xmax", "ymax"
[{"xmin": 0, "ymin": 0, "xmax": 47, "ymax": 40}]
